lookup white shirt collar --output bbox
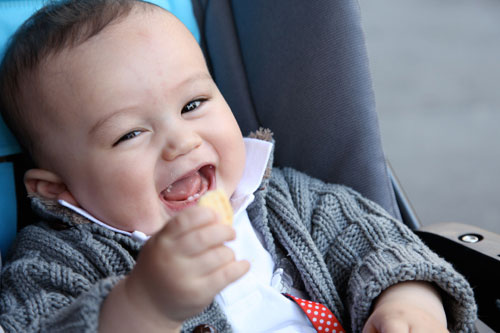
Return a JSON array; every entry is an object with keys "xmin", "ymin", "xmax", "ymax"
[{"xmin": 230, "ymin": 138, "xmax": 273, "ymax": 220}]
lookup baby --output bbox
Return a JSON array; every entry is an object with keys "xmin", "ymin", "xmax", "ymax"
[{"xmin": 0, "ymin": 0, "xmax": 476, "ymax": 332}]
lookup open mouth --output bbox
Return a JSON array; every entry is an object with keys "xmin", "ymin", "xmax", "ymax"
[{"xmin": 160, "ymin": 165, "xmax": 216, "ymax": 211}]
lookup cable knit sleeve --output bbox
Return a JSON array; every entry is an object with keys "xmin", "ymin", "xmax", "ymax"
[
  {"xmin": 266, "ymin": 168, "xmax": 477, "ymax": 332},
  {"xmin": 0, "ymin": 222, "xmax": 137, "ymax": 332},
  {"xmin": 333, "ymin": 188, "xmax": 477, "ymax": 332}
]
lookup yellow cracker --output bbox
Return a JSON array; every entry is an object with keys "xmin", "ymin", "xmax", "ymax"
[{"xmin": 198, "ymin": 189, "xmax": 233, "ymax": 226}]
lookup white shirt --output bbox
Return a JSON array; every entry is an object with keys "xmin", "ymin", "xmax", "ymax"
[{"xmin": 217, "ymin": 138, "xmax": 315, "ymax": 333}]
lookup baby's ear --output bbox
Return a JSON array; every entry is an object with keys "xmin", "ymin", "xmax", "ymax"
[{"xmin": 24, "ymin": 169, "xmax": 78, "ymax": 206}]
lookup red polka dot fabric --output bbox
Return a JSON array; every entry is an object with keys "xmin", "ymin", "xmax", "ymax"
[{"xmin": 284, "ymin": 293, "xmax": 345, "ymax": 333}]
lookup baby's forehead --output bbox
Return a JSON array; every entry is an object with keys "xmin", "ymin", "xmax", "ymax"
[
  {"xmin": 44, "ymin": 2, "xmax": 179, "ymax": 60},
  {"xmin": 32, "ymin": 6, "xmax": 204, "ymax": 118},
  {"xmin": 92, "ymin": 4, "xmax": 180, "ymax": 39},
  {"xmin": 37, "ymin": 6, "xmax": 180, "ymax": 76}
]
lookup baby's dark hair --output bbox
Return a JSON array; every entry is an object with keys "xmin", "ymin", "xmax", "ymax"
[{"xmin": 0, "ymin": 0, "xmax": 152, "ymax": 161}]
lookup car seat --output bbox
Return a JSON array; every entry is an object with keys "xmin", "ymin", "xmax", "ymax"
[
  {"xmin": 193, "ymin": 1, "xmax": 499, "ymax": 330},
  {"xmin": 0, "ymin": 0, "xmax": 498, "ymax": 331}
]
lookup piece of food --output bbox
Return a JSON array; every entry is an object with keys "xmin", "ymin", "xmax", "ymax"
[{"xmin": 198, "ymin": 189, "xmax": 233, "ymax": 226}]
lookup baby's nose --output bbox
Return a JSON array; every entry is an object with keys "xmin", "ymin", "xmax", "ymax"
[{"xmin": 161, "ymin": 131, "xmax": 201, "ymax": 161}]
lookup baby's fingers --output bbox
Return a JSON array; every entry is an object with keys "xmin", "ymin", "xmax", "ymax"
[
  {"xmin": 190, "ymin": 245, "xmax": 237, "ymax": 276},
  {"xmin": 363, "ymin": 314, "xmax": 449, "ymax": 333},
  {"xmin": 176, "ymin": 223, "xmax": 236, "ymax": 256},
  {"xmin": 202, "ymin": 259, "xmax": 250, "ymax": 294},
  {"xmin": 161, "ymin": 206, "xmax": 216, "ymax": 238},
  {"xmin": 363, "ymin": 321, "xmax": 409, "ymax": 333}
]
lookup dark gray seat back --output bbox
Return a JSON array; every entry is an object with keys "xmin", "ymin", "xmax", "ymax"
[{"xmin": 193, "ymin": 0, "xmax": 401, "ymax": 219}]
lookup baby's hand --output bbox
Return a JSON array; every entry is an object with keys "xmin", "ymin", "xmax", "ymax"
[
  {"xmin": 125, "ymin": 206, "xmax": 249, "ymax": 327},
  {"xmin": 363, "ymin": 301, "xmax": 449, "ymax": 333},
  {"xmin": 362, "ymin": 281, "xmax": 449, "ymax": 333}
]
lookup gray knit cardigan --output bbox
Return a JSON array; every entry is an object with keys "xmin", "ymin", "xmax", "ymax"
[{"xmin": 0, "ymin": 166, "xmax": 477, "ymax": 332}]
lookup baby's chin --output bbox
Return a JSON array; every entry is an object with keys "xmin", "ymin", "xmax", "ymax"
[
  {"xmin": 126, "ymin": 215, "xmax": 167, "ymax": 236},
  {"xmin": 105, "ymin": 206, "xmax": 170, "ymax": 236}
]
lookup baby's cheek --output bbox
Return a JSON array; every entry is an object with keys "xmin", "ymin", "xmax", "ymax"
[
  {"xmin": 220, "ymin": 150, "xmax": 246, "ymax": 196},
  {"xmin": 95, "ymin": 170, "xmax": 160, "ymax": 230}
]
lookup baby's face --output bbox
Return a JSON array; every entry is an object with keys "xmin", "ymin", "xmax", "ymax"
[{"xmin": 33, "ymin": 9, "xmax": 245, "ymax": 234}]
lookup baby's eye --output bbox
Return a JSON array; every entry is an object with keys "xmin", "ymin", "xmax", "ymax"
[
  {"xmin": 113, "ymin": 130, "xmax": 143, "ymax": 146},
  {"xmin": 182, "ymin": 99, "xmax": 205, "ymax": 114}
]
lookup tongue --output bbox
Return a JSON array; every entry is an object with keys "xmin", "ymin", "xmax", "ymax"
[{"xmin": 164, "ymin": 172, "xmax": 201, "ymax": 201}]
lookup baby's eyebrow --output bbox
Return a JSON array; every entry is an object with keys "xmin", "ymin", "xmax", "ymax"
[
  {"xmin": 178, "ymin": 72, "xmax": 213, "ymax": 87},
  {"xmin": 88, "ymin": 106, "xmax": 139, "ymax": 138}
]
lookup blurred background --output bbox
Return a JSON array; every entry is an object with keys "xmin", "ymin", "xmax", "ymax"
[{"xmin": 359, "ymin": 0, "xmax": 500, "ymax": 233}]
